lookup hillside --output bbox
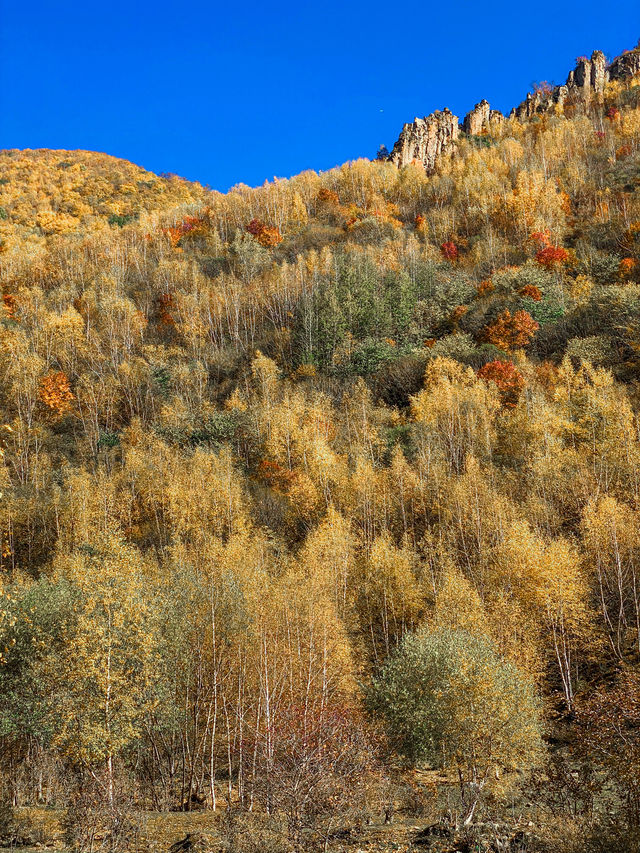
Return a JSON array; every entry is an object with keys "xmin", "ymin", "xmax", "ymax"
[
  {"xmin": 1, "ymin": 40, "xmax": 640, "ymax": 853},
  {"xmin": 0, "ymin": 148, "xmax": 206, "ymax": 241}
]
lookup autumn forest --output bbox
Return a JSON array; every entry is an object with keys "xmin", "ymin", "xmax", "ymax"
[{"xmin": 1, "ymin": 42, "xmax": 640, "ymax": 853}]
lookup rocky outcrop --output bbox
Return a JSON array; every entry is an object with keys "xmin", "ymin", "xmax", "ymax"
[
  {"xmin": 385, "ymin": 42, "xmax": 640, "ymax": 173},
  {"xmin": 462, "ymin": 100, "xmax": 504, "ymax": 135},
  {"xmin": 511, "ymin": 50, "xmax": 608, "ymax": 119},
  {"xmin": 388, "ymin": 98, "xmax": 506, "ymax": 172},
  {"xmin": 463, "ymin": 100, "xmax": 490, "ymax": 135},
  {"xmin": 609, "ymin": 44, "xmax": 640, "ymax": 81},
  {"xmin": 567, "ymin": 50, "xmax": 608, "ymax": 106},
  {"xmin": 388, "ymin": 109, "xmax": 459, "ymax": 172}
]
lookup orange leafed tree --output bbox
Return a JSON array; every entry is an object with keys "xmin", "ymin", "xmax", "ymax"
[
  {"xmin": 2, "ymin": 292, "xmax": 15, "ymax": 319},
  {"xmin": 157, "ymin": 292, "xmax": 176, "ymax": 327},
  {"xmin": 451, "ymin": 304, "xmax": 468, "ymax": 331},
  {"xmin": 519, "ymin": 284, "xmax": 543, "ymax": 301},
  {"xmin": 476, "ymin": 279, "xmax": 494, "ymax": 298},
  {"xmin": 483, "ymin": 309, "xmax": 539, "ymax": 352},
  {"xmin": 536, "ymin": 360, "xmax": 560, "ymax": 392},
  {"xmin": 316, "ymin": 188, "xmax": 340, "ymax": 206},
  {"xmin": 529, "ymin": 230, "xmax": 550, "ymax": 248},
  {"xmin": 246, "ymin": 218, "xmax": 283, "ymax": 248},
  {"xmin": 39, "ymin": 370, "xmax": 74, "ymax": 417},
  {"xmin": 620, "ymin": 257, "xmax": 637, "ymax": 279},
  {"xmin": 163, "ymin": 225, "xmax": 184, "ymax": 247},
  {"xmin": 477, "ymin": 360, "xmax": 525, "ymax": 408},
  {"xmin": 257, "ymin": 458, "xmax": 298, "ymax": 493}
]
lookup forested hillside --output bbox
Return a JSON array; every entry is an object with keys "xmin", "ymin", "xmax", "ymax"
[{"xmin": 1, "ymin": 46, "xmax": 640, "ymax": 853}]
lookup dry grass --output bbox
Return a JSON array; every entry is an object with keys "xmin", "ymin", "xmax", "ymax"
[{"xmin": 2, "ymin": 806, "xmax": 436, "ymax": 853}]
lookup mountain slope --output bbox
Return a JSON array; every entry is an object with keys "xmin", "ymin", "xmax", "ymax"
[{"xmin": 0, "ymin": 38, "xmax": 640, "ymax": 853}]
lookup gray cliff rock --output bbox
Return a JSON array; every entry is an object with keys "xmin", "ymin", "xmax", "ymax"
[
  {"xmin": 609, "ymin": 43, "xmax": 640, "ymax": 81},
  {"xmin": 462, "ymin": 100, "xmax": 504, "ymax": 136},
  {"xmin": 389, "ymin": 109, "xmax": 459, "ymax": 172},
  {"xmin": 463, "ymin": 100, "xmax": 491, "ymax": 135}
]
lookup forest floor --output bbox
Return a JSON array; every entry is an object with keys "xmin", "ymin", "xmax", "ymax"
[
  {"xmin": 4, "ymin": 780, "xmax": 553, "ymax": 853},
  {"xmin": 0, "ymin": 804, "xmax": 479, "ymax": 853}
]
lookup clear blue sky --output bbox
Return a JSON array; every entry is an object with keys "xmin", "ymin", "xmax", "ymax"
[{"xmin": 1, "ymin": 1, "xmax": 638, "ymax": 191}]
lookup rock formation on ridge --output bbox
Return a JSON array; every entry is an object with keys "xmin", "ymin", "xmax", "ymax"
[
  {"xmin": 510, "ymin": 50, "xmax": 608, "ymax": 119},
  {"xmin": 609, "ymin": 45, "xmax": 640, "ymax": 80},
  {"xmin": 462, "ymin": 100, "xmax": 504, "ymax": 136},
  {"xmin": 388, "ymin": 109, "xmax": 459, "ymax": 171},
  {"xmin": 384, "ymin": 42, "xmax": 640, "ymax": 174}
]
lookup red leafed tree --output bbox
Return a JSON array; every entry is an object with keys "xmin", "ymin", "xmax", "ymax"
[
  {"xmin": 535, "ymin": 245, "xmax": 569, "ymax": 269},
  {"xmin": 246, "ymin": 218, "xmax": 265, "ymax": 236},
  {"xmin": 483, "ymin": 309, "xmax": 539, "ymax": 352},
  {"xmin": 477, "ymin": 360, "xmax": 525, "ymax": 408},
  {"xmin": 246, "ymin": 218, "xmax": 284, "ymax": 248},
  {"xmin": 441, "ymin": 241, "xmax": 458, "ymax": 261},
  {"xmin": 180, "ymin": 214, "xmax": 207, "ymax": 234},
  {"xmin": 533, "ymin": 80, "xmax": 553, "ymax": 96}
]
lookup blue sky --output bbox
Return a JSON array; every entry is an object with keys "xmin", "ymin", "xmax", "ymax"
[{"xmin": 1, "ymin": 1, "xmax": 638, "ymax": 191}]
